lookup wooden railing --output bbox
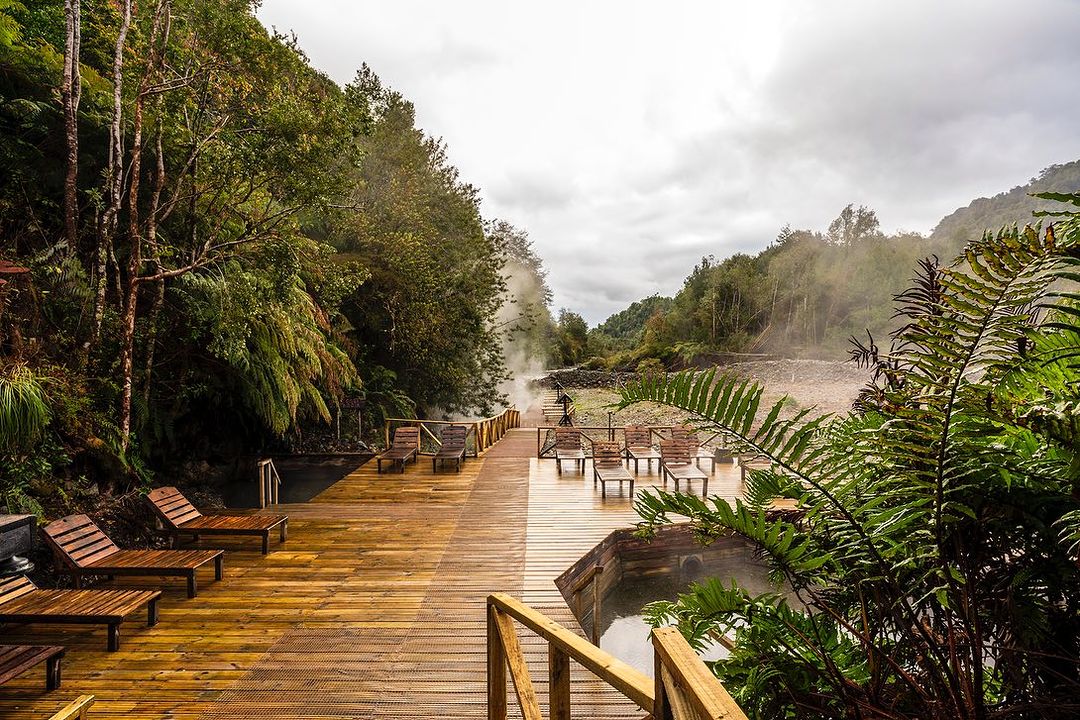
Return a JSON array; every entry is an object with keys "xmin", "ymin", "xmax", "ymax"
[
  {"xmin": 535, "ymin": 425, "xmax": 725, "ymax": 459},
  {"xmin": 256, "ymin": 458, "xmax": 281, "ymax": 508},
  {"xmin": 48, "ymin": 695, "xmax": 94, "ymax": 720},
  {"xmin": 474, "ymin": 407, "xmax": 520, "ymax": 452},
  {"xmin": 384, "ymin": 407, "xmax": 520, "ymax": 457},
  {"xmin": 487, "ymin": 593, "xmax": 748, "ymax": 720}
]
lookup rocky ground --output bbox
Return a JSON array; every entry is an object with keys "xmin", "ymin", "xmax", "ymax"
[{"xmin": 562, "ymin": 359, "xmax": 868, "ymax": 429}]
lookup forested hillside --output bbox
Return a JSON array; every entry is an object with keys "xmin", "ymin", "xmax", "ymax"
[
  {"xmin": 581, "ymin": 163, "xmax": 1080, "ymax": 370},
  {"xmin": 931, "ymin": 161, "xmax": 1080, "ymax": 248},
  {"xmin": 0, "ymin": 0, "xmax": 551, "ymax": 513}
]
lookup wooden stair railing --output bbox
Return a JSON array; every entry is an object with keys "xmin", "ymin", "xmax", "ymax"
[
  {"xmin": 256, "ymin": 458, "xmax": 281, "ymax": 508},
  {"xmin": 487, "ymin": 593, "xmax": 748, "ymax": 720}
]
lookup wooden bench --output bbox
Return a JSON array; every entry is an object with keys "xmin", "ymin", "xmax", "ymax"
[
  {"xmin": 670, "ymin": 425, "xmax": 718, "ymax": 473},
  {"xmin": 624, "ymin": 425, "xmax": 660, "ymax": 472},
  {"xmin": 377, "ymin": 426, "xmax": 420, "ymax": 473},
  {"xmin": 592, "ymin": 441, "xmax": 634, "ymax": 499},
  {"xmin": 660, "ymin": 439, "xmax": 709, "ymax": 497},
  {"xmin": 0, "ymin": 575, "xmax": 159, "ymax": 652},
  {"xmin": 432, "ymin": 425, "xmax": 468, "ymax": 472},
  {"xmin": 0, "ymin": 645, "xmax": 64, "ymax": 690},
  {"xmin": 43, "ymin": 515, "xmax": 224, "ymax": 599},
  {"xmin": 147, "ymin": 487, "xmax": 287, "ymax": 555},
  {"xmin": 554, "ymin": 427, "xmax": 585, "ymax": 475}
]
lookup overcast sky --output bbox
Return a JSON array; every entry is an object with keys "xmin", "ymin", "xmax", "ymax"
[{"xmin": 258, "ymin": 1, "xmax": 1080, "ymax": 324}]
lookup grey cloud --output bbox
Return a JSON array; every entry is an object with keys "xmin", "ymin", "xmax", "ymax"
[{"xmin": 258, "ymin": 0, "xmax": 1080, "ymax": 325}]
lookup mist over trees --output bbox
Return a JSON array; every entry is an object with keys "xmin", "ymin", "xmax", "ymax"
[{"xmin": 581, "ymin": 163, "xmax": 1080, "ymax": 370}]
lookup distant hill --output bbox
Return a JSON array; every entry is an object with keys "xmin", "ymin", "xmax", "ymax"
[
  {"xmin": 930, "ymin": 161, "xmax": 1080, "ymax": 252},
  {"xmin": 595, "ymin": 294, "xmax": 672, "ymax": 345}
]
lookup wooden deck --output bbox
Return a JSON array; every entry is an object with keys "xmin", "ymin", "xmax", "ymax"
[{"xmin": 1, "ymin": 427, "xmax": 745, "ymax": 719}]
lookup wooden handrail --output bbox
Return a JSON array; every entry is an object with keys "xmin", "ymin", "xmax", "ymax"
[
  {"xmin": 488, "ymin": 593, "xmax": 653, "ymax": 712},
  {"xmin": 652, "ymin": 627, "xmax": 748, "ymax": 720},
  {"xmin": 385, "ymin": 407, "xmax": 519, "ymax": 458},
  {"xmin": 256, "ymin": 458, "xmax": 281, "ymax": 508},
  {"xmin": 48, "ymin": 695, "xmax": 94, "ymax": 720},
  {"xmin": 487, "ymin": 594, "xmax": 748, "ymax": 720}
]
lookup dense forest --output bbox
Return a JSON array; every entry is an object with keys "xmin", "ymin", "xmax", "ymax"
[
  {"xmin": 565, "ymin": 162, "xmax": 1080, "ymax": 370},
  {"xmin": 0, "ymin": 0, "xmax": 552, "ymax": 513}
]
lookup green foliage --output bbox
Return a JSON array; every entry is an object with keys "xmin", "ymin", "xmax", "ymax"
[
  {"xmin": 0, "ymin": 0, "xmax": 527, "ymax": 486},
  {"xmin": 0, "ymin": 363, "xmax": 49, "ymax": 450},
  {"xmin": 619, "ymin": 215, "xmax": 1080, "ymax": 718},
  {"xmin": 178, "ymin": 261, "xmax": 359, "ymax": 436},
  {"xmin": 554, "ymin": 309, "xmax": 590, "ymax": 367},
  {"xmin": 334, "ymin": 85, "xmax": 509, "ymax": 416},
  {"xmin": 594, "ymin": 294, "xmax": 673, "ymax": 349}
]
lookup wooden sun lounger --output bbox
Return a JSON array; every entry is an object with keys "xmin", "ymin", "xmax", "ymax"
[
  {"xmin": 147, "ymin": 487, "xmax": 288, "ymax": 555},
  {"xmin": 0, "ymin": 575, "xmax": 159, "ymax": 651},
  {"xmin": 377, "ymin": 426, "xmax": 420, "ymax": 473},
  {"xmin": 592, "ymin": 441, "xmax": 634, "ymax": 499},
  {"xmin": 554, "ymin": 427, "xmax": 586, "ymax": 475},
  {"xmin": 0, "ymin": 645, "xmax": 64, "ymax": 690},
  {"xmin": 43, "ymin": 515, "xmax": 224, "ymax": 599},
  {"xmin": 432, "ymin": 425, "xmax": 468, "ymax": 472},
  {"xmin": 671, "ymin": 425, "xmax": 718, "ymax": 474},
  {"xmin": 660, "ymin": 439, "xmax": 709, "ymax": 497},
  {"xmin": 624, "ymin": 425, "xmax": 661, "ymax": 472}
]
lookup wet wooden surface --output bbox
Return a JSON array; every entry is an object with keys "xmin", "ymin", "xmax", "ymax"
[{"xmin": 2, "ymin": 422, "xmax": 745, "ymax": 720}]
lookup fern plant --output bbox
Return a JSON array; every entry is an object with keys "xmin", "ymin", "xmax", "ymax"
[{"xmin": 621, "ymin": 216, "xmax": 1080, "ymax": 719}]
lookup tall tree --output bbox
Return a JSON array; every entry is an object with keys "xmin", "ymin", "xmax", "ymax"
[{"xmin": 60, "ymin": 0, "xmax": 80, "ymax": 252}]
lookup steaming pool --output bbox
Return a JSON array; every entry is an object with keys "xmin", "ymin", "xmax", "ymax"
[{"xmin": 557, "ymin": 524, "xmax": 789, "ymax": 677}]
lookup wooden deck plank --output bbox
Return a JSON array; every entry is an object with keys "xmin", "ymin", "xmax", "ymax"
[{"xmin": 1, "ymin": 420, "xmax": 744, "ymax": 719}]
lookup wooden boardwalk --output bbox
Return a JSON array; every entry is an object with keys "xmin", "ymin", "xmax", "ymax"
[{"xmin": 1, "ymin": 426, "xmax": 745, "ymax": 720}]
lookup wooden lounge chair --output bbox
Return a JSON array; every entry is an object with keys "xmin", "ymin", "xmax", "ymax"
[
  {"xmin": 0, "ymin": 575, "xmax": 159, "ymax": 651},
  {"xmin": 377, "ymin": 426, "xmax": 420, "ymax": 474},
  {"xmin": 432, "ymin": 425, "xmax": 468, "ymax": 472},
  {"xmin": 43, "ymin": 515, "xmax": 224, "ymax": 599},
  {"xmin": 592, "ymin": 441, "xmax": 634, "ymax": 499},
  {"xmin": 624, "ymin": 425, "xmax": 660, "ymax": 472},
  {"xmin": 660, "ymin": 439, "xmax": 709, "ymax": 497},
  {"xmin": 554, "ymin": 427, "xmax": 586, "ymax": 475},
  {"xmin": 0, "ymin": 645, "xmax": 64, "ymax": 690},
  {"xmin": 671, "ymin": 425, "xmax": 718, "ymax": 474},
  {"xmin": 147, "ymin": 487, "xmax": 288, "ymax": 555}
]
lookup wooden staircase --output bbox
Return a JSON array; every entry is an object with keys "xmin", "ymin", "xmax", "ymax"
[{"xmin": 541, "ymin": 383, "xmax": 575, "ymax": 426}]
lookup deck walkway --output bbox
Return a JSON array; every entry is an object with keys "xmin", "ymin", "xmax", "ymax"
[{"xmin": 1, "ymin": 425, "xmax": 744, "ymax": 720}]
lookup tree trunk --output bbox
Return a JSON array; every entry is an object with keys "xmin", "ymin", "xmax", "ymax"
[
  {"xmin": 91, "ymin": 0, "xmax": 132, "ymax": 343},
  {"xmin": 118, "ymin": 0, "xmax": 169, "ymax": 449},
  {"xmin": 61, "ymin": 0, "xmax": 82, "ymax": 253}
]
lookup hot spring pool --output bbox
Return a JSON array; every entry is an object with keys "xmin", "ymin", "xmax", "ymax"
[{"xmin": 557, "ymin": 525, "xmax": 788, "ymax": 677}]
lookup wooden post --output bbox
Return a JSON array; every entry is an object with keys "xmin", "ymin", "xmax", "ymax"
[
  {"xmin": 592, "ymin": 565, "xmax": 603, "ymax": 645},
  {"xmin": 271, "ymin": 460, "xmax": 279, "ymax": 505},
  {"xmin": 488, "ymin": 605, "xmax": 507, "ymax": 720},
  {"xmin": 653, "ymin": 649, "xmax": 671, "ymax": 720},
  {"xmin": 257, "ymin": 461, "xmax": 265, "ymax": 509},
  {"xmin": 549, "ymin": 644, "xmax": 571, "ymax": 720}
]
